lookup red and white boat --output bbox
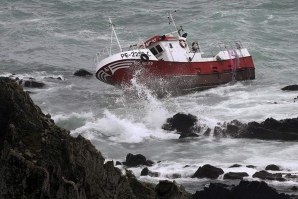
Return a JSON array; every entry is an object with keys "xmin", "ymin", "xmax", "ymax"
[{"xmin": 95, "ymin": 14, "xmax": 255, "ymax": 95}]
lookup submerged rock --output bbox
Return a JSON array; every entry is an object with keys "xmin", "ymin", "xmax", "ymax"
[
  {"xmin": 223, "ymin": 172, "xmax": 249, "ymax": 180},
  {"xmin": 74, "ymin": 69, "xmax": 93, "ymax": 77},
  {"xmin": 192, "ymin": 164, "xmax": 224, "ymax": 179},
  {"xmin": 281, "ymin": 84, "xmax": 298, "ymax": 91},
  {"xmin": 23, "ymin": 80, "xmax": 45, "ymax": 88}
]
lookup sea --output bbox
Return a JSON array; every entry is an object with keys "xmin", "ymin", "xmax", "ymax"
[{"xmin": 1, "ymin": 0, "xmax": 298, "ymax": 194}]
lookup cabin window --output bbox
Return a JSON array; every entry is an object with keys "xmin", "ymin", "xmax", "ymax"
[
  {"xmin": 156, "ymin": 45, "xmax": 163, "ymax": 53},
  {"xmin": 150, "ymin": 47, "xmax": 158, "ymax": 56},
  {"xmin": 169, "ymin": 43, "xmax": 173, "ymax": 48}
]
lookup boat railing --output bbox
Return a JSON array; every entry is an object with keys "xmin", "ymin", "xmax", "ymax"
[
  {"xmin": 94, "ymin": 46, "xmax": 111, "ymax": 65},
  {"xmin": 205, "ymin": 41, "xmax": 245, "ymax": 57}
]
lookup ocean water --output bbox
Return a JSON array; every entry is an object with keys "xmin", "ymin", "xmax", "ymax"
[{"xmin": 1, "ymin": 0, "xmax": 298, "ymax": 193}]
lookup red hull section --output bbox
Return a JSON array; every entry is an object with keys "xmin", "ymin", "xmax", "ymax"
[{"xmin": 96, "ymin": 56, "xmax": 255, "ymax": 94}]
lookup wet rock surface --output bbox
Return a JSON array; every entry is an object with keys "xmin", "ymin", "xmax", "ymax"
[
  {"xmin": 253, "ymin": 170, "xmax": 286, "ymax": 182},
  {"xmin": 281, "ymin": 85, "xmax": 298, "ymax": 91},
  {"xmin": 223, "ymin": 172, "xmax": 249, "ymax": 180},
  {"xmin": 266, "ymin": 164, "xmax": 281, "ymax": 171},
  {"xmin": 192, "ymin": 180, "xmax": 291, "ymax": 199},
  {"xmin": 123, "ymin": 153, "xmax": 154, "ymax": 167},
  {"xmin": 73, "ymin": 69, "xmax": 93, "ymax": 77},
  {"xmin": 192, "ymin": 164, "xmax": 224, "ymax": 179}
]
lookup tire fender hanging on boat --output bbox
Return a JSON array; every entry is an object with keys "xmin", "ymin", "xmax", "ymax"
[{"xmin": 140, "ymin": 53, "xmax": 149, "ymax": 61}]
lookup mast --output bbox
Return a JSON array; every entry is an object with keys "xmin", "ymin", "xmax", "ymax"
[
  {"xmin": 109, "ymin": 17, "xmax": 122, "ymax": 53},
  {"xmin": 167, "ymin": 10, "xmax": 180, "ymax": 37}
]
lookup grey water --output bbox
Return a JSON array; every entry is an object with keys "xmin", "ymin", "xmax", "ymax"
[{"xmin": 1, "ymin": 0, "xmax": 298, "ymax": 193}]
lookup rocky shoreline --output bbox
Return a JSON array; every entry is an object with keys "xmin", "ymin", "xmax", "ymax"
[{"xmin": 0, "ymin": 77, "xmax": 297, "ymax": 199}]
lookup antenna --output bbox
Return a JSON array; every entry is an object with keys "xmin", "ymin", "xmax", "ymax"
[
  {"xmin": 109, "ymin": 17, "xmax": 122, "ymax": 53},
  {"xmin": 167, "ymin": 10, "xmax": 180, "ymax": 36}
]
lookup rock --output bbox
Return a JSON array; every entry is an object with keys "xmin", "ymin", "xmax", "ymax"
[
  {"xmin": 223, "ymin": 172, "xmax": 249, "ymax": 180},
  {"xmin": 203, "ymin": 127, "xmax": 211, "ymax": 136},
  {"xmin": 246, "ymin": 165, "xmax": 256, "ymax": 168},
  {"xmin": 23, "ymin": 80, "xmax": 45, "ymax": 88},
  {"xmin": 192, "ymin": 164, "xmax": 224, "ymax": 179},
  {"xmin": 265, "ymin": 164, "xmax": 280, "ymax": 171},
  {"xmin": 155, "ymin": 180, "xmax": 190, "ymax": 199},
  {"xmin": 216, "ymin": 117, "xmax": 298, "ymax": 141},
  {"xmin": 73, "ymin": 69, "xmax": 93, "ymax": 77},
  {"xmin": 253, "ymin": 170, "xmax": 286, "ymax": 181},
  {"xmin": 0, "ymin": 77, "xmax": 164, "ymax": 199},
  {"xmin": 193, "ymin": 180, "xmax": 291, "ymax": 199},
  {"xmin": 123, "ymin": 153, "xmax": 154, "ymax": 167},
  {"xmin": 140, "ymin": 167, "xmax": 159, "ymax": 177},
  {"xmin": 291, "ymin": 186, "xmax": 298, "ymax": 191},
  {"xmin": 229, "ymin": 164, "xmax": 242, "ymax": 168},
  {"xmin": 281, "ymin": 84, "xmax": 298, "ymax": 91},
  {"xmin": 115, "ymin": 161, "xmax": 122, "ymax": 166},
  {"xmin": 162, "ymin": 113, "xmax": 200, "ymax": 138}
]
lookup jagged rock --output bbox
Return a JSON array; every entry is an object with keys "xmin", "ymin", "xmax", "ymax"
[
  {"xmin": 192, "ymin": 164, "xmax": 224, "ymax": 179},
  {"xmin": 0, "ymin": 77, "xmax": 161, "ymax": 199},
  {"xmin": 229, "ymin": 164, "xmax": 242, "ymax": 168},
  {"xmin": 140, "ymin": 167, "xmax": 159, "ymax": 177},
  {"xmin": 215, "ymin": 118, "xmax": 298, "ymax": 141},
  {"xmin": 281, "ymin": 85, "xmax": 298, "ymax": 91},
  {"xmin": 162, "ymin": 113, "xmax": 200, "ymax": 138},
  {"xmin": 223, "ymin": 172, "xmax": 249, "ymax": 180},
  {"xmin": 155, "ymin": 180, "xmax": 190, "ymax": 199},
  {"xmin": 253, "ymin": 170, "xmax": 286, "ymax": 181},
  {"xmin": 123, "ymin": 153, "xmax": 154, "ymax": 167},
  {"xmin": 73, "ymin": 69, "xmax": 93, "ymax": 77},
  {"xmin": 203, "ymin": 127, "xmax": 211, "ymax": 136},
  {"xmin": 192, "ymin": 180, "xmax": 290, "ymax": 199},
  {"xmin": 265, "ymin": 164, "xmax": 280, "ymax": 171}
]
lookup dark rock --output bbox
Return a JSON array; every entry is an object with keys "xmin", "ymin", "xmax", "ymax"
[
  {"xmin": 192, "ymin": 183, "xmax": 232, "ymax": 199},
  {"xmin": 115, "ymin": 161, "xmax": 122, "ymax": 166},
  {"xmin": 170, "ymin": 173, "xmax": 181, "ymax": 179},
  {"xmin": 246, "ymin": 165, "xmax": 256, "ymax": 168},
  {"xmin": 193, "ymin": 180, "xmax": 291, "ymax": 199},
  {"xmin": 192, "ymin": 164, "xmax": 224, "ymax": 179},
  {"xmin": 184, "ymin": 165, "xmax": 190, "ymax": 168},
  {"xmin": 155, "ymin": 180, "xmax": 190, "ymax": 199},
  {"xmin": 291, "ymin": 186, "xmax": 298, "ymax": 191},
  {"xmin": 0, "ymin": 77, "xmax": 165, "ymax": 199},
  {"xmin": 223, "ymin": 172, "xmax": 249, "ymax": 180},
  {"xmin": 281, "ymin": 84, "xmax": 298, "ymax": 91},
  {"xmin": 253, "ymin": 170, "xmax": 286, "ymax": 181},
  {"xmin": 123, "ymin": 153, "xmax": 154, "ymax": 167},
  {"xmin": 73, "ymin": 69, "xmax": 93, "ymax": 77},
  {"xmin": 285, "ymin": 174, "xmax": 298, "ymax": 179},
  {"xmin": 265, "ymin": 164, "xmax": 280, "ymax": 171},
  {"xmin": 203, "ymin": 127, "xmax": 211, "ymax": 136},
  {"xmin": 229, "ymin": 164, "xmax": 242, "ymax": 168},
  {"xmin": 140, "ymin": 167, "xmax": 159, "ymax": 177},
  {"xmin": 217, "ymin": 117, "xmax": 298, "ymax": 141},
  {"xmin": 23, "ymin": 80, "xmax": 45, "ymax": 88},
  {"xmin": 162, "ymin": 113, "xmax": 200, "ymax": 138}
]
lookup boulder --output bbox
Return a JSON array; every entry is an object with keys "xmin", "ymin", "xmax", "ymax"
[
  {"xmin": 246, "ymin": 165, "xmax": 256, "ymax": 168},
  {"xmin": 265, "ymin": 164, "xmax": 280, "ymax": 171},
  {"xmin": 23, "ymin": 80, "xmax": 45, "ymax": 88},
  {"xmin": 229, "ymin": 164, "xmax": 242, "ymax": 168},
  {"xmin": 253, "ymin": 170, "xmax": 285, "ymax": 181},
  {"xmin": 73, "ymin": 69, "xmax": 93, "ymax": 77},
  {"xmin": 192, "ymin": 164, "xmax": 224, "ymax": 179},
  {"xmin": 140, "ymin": 167, "xmax": 159, "ymax": 177},
  {"xmin": 155, "ymin": 180, "xmax": 190, "ymax": 199},
  {"xmin": 162, "ymin": 113, "xmax": 200, "ymax": 138},
  {"xmin": 123, "ymin": 153, "xmax": 154, "ymax": 167},
  {"xmin": 192, "ymin": 183, "xmax": 232, "ymax": 199},
  {"xmin": 281, "ymin": 84, "xmax": 298, "ymax": 91},
  {"xmin": 223, "ymin": 172, "xmax": 249, "ymax": 180}
]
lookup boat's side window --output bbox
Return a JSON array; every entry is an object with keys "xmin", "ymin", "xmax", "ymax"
[
  {"xmin": 169, "ymin": 43, "xmax": 173, "ymax": 48},
  {"xmin": 150, "ymin": 47, "xmax": 158, "ymax": 56},
  {"xmin": 156, "ymin": 45, "xmax": 163, "ymax": 53}
]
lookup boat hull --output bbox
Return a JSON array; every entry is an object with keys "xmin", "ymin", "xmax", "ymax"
[{"xmin": 96, "ymin": 56, "xmax": 255, "ymax": 95}]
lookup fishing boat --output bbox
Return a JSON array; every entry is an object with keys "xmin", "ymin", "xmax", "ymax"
[{"xmin": 94, "ymin": 12, "xmax": 255, "ymax": 95}]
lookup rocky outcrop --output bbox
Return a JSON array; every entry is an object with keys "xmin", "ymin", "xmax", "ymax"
[
  {"xmin": 141, "ymin": 167, "xmax": 159, "ymax": 177},
  {"xmin": 253, "ymin": 170, "xmax": 285, "ymax": 182},
  {"xmin": 155, "ymin": 180, "xmax": 190, "ymax": 199},
  {"xmin": 0, "ymin": 77, "xmax": 164, "ymax": 199},
  {"xmin": 223, "ymin": 172, "xmax": 249, "ymax": 180},
  {"xmin": 162, "ymin": 113, "xmax": 200, "ymax": 138},
  {"xmin": 192, "ymin": 164, "xmax": 224, "ymax": 179},
  {"xmin": 265, "ymin": 164, "xmax": 280, "ymax": 171},
  {"xmin": 214, "ymin": 118, "xmax": 298, "ymax": 141},
  {"xmin": 123, "ymin": 153, "xmax": 154, "ymax": 167},
  {"xmin": 281, "ymin": 85, "xmax": 298, "ymax": 91},
  {"xmin": 74, "ymin": 69, "xmax": 93, "ymax": 77},
  {"xmin": 192, "ymin": 180, "xmax": 291, "ymax": 199}
]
